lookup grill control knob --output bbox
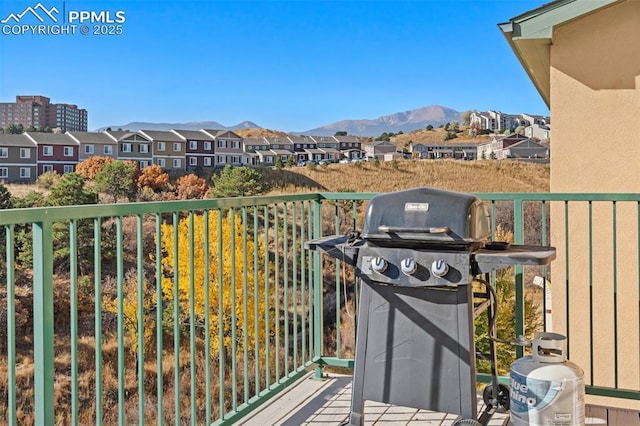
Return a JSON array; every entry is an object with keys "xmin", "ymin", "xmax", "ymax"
[
  {"xmin": 431, "ymin": 259, "xmax": 449, "ymax": 277},
  {"xmin": 371, "ymin": 256, "xmax": 388, "ymax": 273},
  {"xmin": 400, "ymin": 258, "xmax": 417, "ymax": 275}
]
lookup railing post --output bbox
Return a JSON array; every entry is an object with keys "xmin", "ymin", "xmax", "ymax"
[
  {"xmin": 513, "ymin": 199, "xmax": 525, "ymax": 359},
  {"xmin": 312, "ymin": 197, "xmax": 324, "ymax": 379},
  {"xmin": 32, "ymin": 220, "xmax": 55, "ymax": 425}
]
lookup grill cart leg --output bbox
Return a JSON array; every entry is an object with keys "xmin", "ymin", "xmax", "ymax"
[{"xmin": 348, "ymin": 282, "xmax": 372, "ymax": 426}]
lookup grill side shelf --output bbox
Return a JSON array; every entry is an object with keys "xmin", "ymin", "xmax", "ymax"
[
  {"xmin": 472, "ymin": 245, "xmax": 556, "ymax": 274},
  {"xmin": 304, "ymin": 234, "xmax": 362, "ymax": 266}
]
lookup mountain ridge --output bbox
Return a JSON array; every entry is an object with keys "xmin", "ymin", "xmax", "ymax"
[{"xmin": 94, "ymin": 105, "xmax": 463, "ymax": 136}]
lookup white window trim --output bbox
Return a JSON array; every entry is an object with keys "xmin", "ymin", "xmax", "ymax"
[
  {"xmin": 63, "ymin": 165, "xmax": 74, "ymax": 173},
  {"xmin": 122, "ymin": 143, "xmax": 132, "ymax": 153},
  {"xmin": 173, "ymin": 159, "xmax": 181, "ymax": 168},
  {"xmin": 64, "ymin": 147, "xmax": 74, "ymax": 157},
  {"xmin": 104, "ymin": 145, "xmax": 113, "ymax": 155},
  {"xmin": 204, "ymin": 141, "xmax": 211, "ymax": 151},
  {"xmin": 189, "ymin": 157, "xmax": 197, "ymax": 166},
  {"xmin": 189, "ymin": 141, "xmax": 198, "ymax": 150},
  {"xmin": 157, "ymin": 159, "xmax": 166, "ymax": 167},
  {"xmin": 84, "ymin": 145, "xmax": 94, "ymax": 155},
  {"xmin": 203, "ymin": 157, "xmax": 211, "ymax": 166},
  {"xmin": 173, "ymin": 143, "xmax": 181, "ymax": 152},
  {"xmin": 0, "ymin": 167, "xmax": 7, "ymax": 178},
  {"xmin": 157, "ymin": 142, "xmax": 166, "ymax": 152},
  {"xmin": 43, "ymin": 146, "xmax": 53, "ymax": 156},
  {"xmin": 20, "ymin": 168, "xmax": 30, "ymax": 178}
]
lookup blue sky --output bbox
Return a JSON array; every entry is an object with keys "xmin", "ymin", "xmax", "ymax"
[{"xmin": 0, "ymin": 1, "xmax": 549, "ymax": 132}]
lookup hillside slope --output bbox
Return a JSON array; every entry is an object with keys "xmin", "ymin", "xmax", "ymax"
[{"xmin": 264, "ymin": 160, "xmax": 549, "ymax": 195}]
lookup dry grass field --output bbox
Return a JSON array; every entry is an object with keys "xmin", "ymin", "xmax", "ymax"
[
  {"xmin": 264, "ymin": 159, "xmax": 549, "ymax": 195},
  {"xmin": 391, "ymin": 127, "xmax": 492, "ymax": 145}
]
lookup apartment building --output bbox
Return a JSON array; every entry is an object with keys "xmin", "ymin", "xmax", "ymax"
[
  {"xmin": 0, "ymin": 95, "xmax": 87, "ymax": 132},
  {"xmin": 139, "ymin": 130, "xmax": 186, "ymax": 171},
  {"xmin": 0, "ymin": 133, "xmax": 37, "ymax": 182},
  {"xmin": 201, "ymin": 130, "xmax": 243, "ymax": 167},
  {"xmin": 171, "ymin": 129, "xmax": 216, "ymax": 171},
  {"xmin": 24, "ymin": 132, "xmax": 79, "ymax": 175},
  {"xmin": 67, "ymin": 131, "xmax": 118, "ymax": 161},
  {"xmin": 105, "ymin": 131, "xmax": 153, "ymax": 169}
]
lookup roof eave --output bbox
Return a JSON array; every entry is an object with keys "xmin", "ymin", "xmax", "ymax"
[{"xmin": 500, "ymin": 0, "xmax": 620, "ymax": 108}]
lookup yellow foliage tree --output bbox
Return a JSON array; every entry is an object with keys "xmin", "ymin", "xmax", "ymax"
[
  {"xmin": 159, "ymin": 211, "xmax": 269, "ymax": 356},
  {"xmin": 105, "ymin": 270, "xmax": 157, "ymax": 355}
]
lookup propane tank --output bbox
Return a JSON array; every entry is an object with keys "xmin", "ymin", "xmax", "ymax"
[{"xmin": 510, "ymin": 332, "xmax": 585, "ymax": 426}]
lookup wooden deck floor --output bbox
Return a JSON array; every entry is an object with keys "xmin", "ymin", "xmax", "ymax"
[
  {"xmin": 238, "ymin": 372, "xmax": 638, "ymax": 425},
  {"xmin": 238, "ymin": 373, "xmax": 510, "ymax": 425}
]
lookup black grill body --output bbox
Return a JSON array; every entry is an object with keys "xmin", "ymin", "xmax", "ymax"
[{"xmin": 306, "ymin": 187, "xmax": 555, "ymax": 425}]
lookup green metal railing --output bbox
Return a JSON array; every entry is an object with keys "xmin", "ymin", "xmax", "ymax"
[{"xmin": 1, "ymin": 192, "xmax": 640, "ymax": 425}]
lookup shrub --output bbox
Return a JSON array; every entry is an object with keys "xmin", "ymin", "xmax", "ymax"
[{"xmin": 36, "ymin": 171, "xmax": 61, "ymax": 189}]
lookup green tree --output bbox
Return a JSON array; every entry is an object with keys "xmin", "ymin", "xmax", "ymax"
[
  {"xmin": 94, "ymin": 160, "xmax": 138, "ymax": 202},
  {"xmin": 0, "ymin": 183, "xmax": 12, "ymax": 210},
  {"xmin": 25, "ymin": 125, "xmax": 37, "ymax": 132},
  {"xmin": 462, "ymin": 110, "xmax": 474, "ymax": 126},
  {"xmin": 0, "ymin": 184, "xmax": 12, "ymax": 279},
  {"xmin": 274, "ymin": 157, "xmax": 284, "ymax": 170},
  {"xmin": 210, "ymin": 166, "xmax": 269, "ymax": 197},
  {"xmin": 334, "ymin": 131, "xmax": 347, "ymax": 136},
  {"xmin": 47, "ymin": 173, "xmax": 98, "ymax": 273},
  {"xmin": 475, "ymin": 273, "xmax": 541, "ymax": 375},
  {"xmin": 426, "ymin": 124, "xmax": 434, "ymax": 131},
  {"xmin": 285, "ymin": 156, "xmax": 294, "ymax": 168},
  {"xmin": 48, "ymin": 173, "xmax": 97, "ymax": 207},
  {"xmin": 6, "ymin": 124, "xmax": 24, "ymax": 134}
]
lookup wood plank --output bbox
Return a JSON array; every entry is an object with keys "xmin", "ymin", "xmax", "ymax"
[{"xmin": 607, "ymin": 408, "xmax": 640, "ymax": 426}]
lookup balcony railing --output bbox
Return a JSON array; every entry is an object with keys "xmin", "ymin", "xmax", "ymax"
[{"xmin": 1, "ymin": 192, "xmax": 639, "ymax": 425}]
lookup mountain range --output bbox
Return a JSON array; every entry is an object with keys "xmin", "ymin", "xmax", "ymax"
[
  {"xmin": 298, "ymin": 105, "xmax": 462, "ymax": 136},
  {"xmin": 95, "ymin": 120, "xmax": 260, "ymax": 133},
  {"xmin": 96, "ymin": 105, "xmax": 463, "ymax": 136}
]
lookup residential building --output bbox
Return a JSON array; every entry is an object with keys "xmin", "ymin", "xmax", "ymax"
[
  {"xmin": 501, "ymin": 139, "xmax": 549, "ymax": 161},
  {"xmin": 139, "ymin": 130, "xmax": 186, "ymax": 171},
  {"xmin": 410, "ymin": 142, "xmax": 478, "ymax": 160},
  {"xmin": 287, "ymin": 135, "xmax": 317, "ymax": 163},
  {"xmin": 24, "ymin": 131, "xmax": 78, "ymax": 175},
  {"xmin": 105, "ymin": 130, "xmax": 153, "ymax": 169},
  {"xmin": 0, "ymin": 95, "xmax": 87, "ymax": 132},
  {"xmin": 502, "ymin": 0, "xmax": 640, "ymax": 411},
  {"xmin": 170, "ymin": 129, "xmax": 216, "ymax": 171},
  {"xmin": 241, "ymin": 137, "xmax": 269, "ymax": 166},
  {"xmin": 470, "ymin": 110, "xmax": 550, "ymax": 136},
  {"xmin": 476, "ymin": 133, "xmax": 529, "ymax": 160},
  {"xmin": 521, "ymin": 113, "xmax": 551, "ymax": 141},
  {"xmin": 332, "ymin": 134, "xmax": 364, "ymax": 160},
  {"xmin": 265, "ymin": 136, "xmax": 294, "ymax": 165},
  {"xmin": 364, "ymin": 141, "xmax": 396, "ymax": 160},
  {"xmin": 0, "ymin": 133, "xmax": 37, "ymax": 182},
  {"xmin": 311, "ymin": 136, "xmax": 340, "ymax": 162},
  {"xmin": 202, "ymin": 129, "xmax": 243, "ymax": 168},
  {"xmin": 67, "ymin": 131, "xmax": 118, "ymax": 161}
]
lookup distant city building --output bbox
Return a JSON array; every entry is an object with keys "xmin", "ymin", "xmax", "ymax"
[{"xmin": 0, "ymin": 95, "xmax": 88, "ymax": 132}]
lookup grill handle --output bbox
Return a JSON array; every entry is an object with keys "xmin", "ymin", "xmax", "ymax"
[{"xmin": 377, "ymin": 225, "xmax": 450, "ymax": 234}]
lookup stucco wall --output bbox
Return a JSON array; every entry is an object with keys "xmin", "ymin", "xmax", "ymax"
[{"xmin": 549, "ymin": 0, "xmax": 640, "ymax": 409}]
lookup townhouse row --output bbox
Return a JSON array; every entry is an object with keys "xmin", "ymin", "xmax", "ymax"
[{"xmin": 0, "ymin": 129, "xmax": 365, "ymax": 182}]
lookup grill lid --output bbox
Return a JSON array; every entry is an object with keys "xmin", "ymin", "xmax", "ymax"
[{"xmin": 362, "ymin": 187, "xmax": 491, "ymax": 245}]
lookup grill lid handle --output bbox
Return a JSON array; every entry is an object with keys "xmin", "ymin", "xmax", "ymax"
[{"xmin": 377, "ymin": 225, "xmax": 450, "ymax": 234}]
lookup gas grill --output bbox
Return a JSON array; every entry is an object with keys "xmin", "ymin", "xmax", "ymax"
[{"xmin": 306, "ymin": 187, "xmax": 555, "ymax": 425}]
